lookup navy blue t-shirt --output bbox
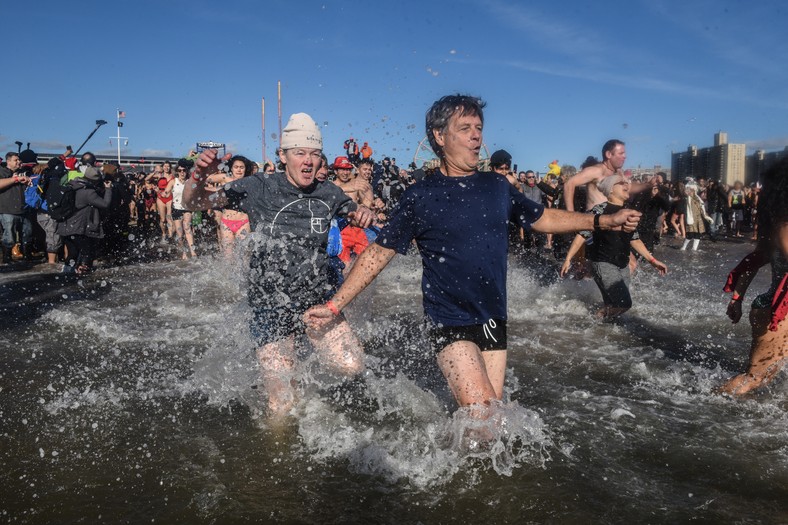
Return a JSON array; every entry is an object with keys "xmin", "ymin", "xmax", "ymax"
[{"xmin": 376, "ymin": 171, "xmax": 545, "ymax": 326}]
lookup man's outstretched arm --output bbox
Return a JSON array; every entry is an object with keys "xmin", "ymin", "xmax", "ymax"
[
  {"xmin": 304, "ymin": 243, "xmax": 397, "ymax": 328},
  {"xmin": 531, "ymin": 207, "xmax": 641, "ymax": 234}
]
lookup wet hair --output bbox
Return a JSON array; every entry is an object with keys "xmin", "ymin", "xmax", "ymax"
[
  {"xmin": 228, "ymin": 155, "xmax": 254, "ymax": 177},
  {"xmin": 81, "ymin": 152, "xmax": 97, "ymax": 166},
  {"xmin": 602, "ymin": 139, "xmax": 625, "ymax": 159},
  {"xmin": 5, "ymin": 152, "xmax": 19, "ymax": 161},
  {"xmin": 358, "ymin": 157, "xmax": 374, "ymax": 167},
  {"xmin": 426, "ymin": 94, "xmax": 486, "ymax": 159},
  {"xmin": 580, "ymin": 156, "xmax": 599, "ymax": 170}
]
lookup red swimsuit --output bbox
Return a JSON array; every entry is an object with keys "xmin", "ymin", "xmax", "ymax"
[{"xmin": 157, "ymin": 177, "xmax": 173, "ymax": 203}]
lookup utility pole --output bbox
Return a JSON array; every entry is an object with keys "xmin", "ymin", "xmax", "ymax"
[
  {"xmin": 277, "ymin": 80, "xmax": 282, "ymax": 142},
  {"xmin": 261, "ymin": 97, "xmax": 266, "ymax": 163}
]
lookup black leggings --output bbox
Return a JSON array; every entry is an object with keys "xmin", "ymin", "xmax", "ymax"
[{"xmin": 64, "ymin": 235, "xmax": 97, "ymax": 268}]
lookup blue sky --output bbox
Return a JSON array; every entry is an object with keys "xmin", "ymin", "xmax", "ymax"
[{"xmin": 3, "ymin": 0, "xmax": 787, "ymax": 172}]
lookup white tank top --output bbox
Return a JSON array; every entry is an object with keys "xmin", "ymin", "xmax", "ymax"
[{"xmin": 172, "ymin": 178, "xmax": 185, "ymax": 210}]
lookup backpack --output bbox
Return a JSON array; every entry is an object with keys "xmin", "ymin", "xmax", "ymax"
[
  {"xmin": 45, "ymin": 175, "xmax": 78, "ymax": 221},
  {"xmin": 24, "ymin": 175, "xmax": 44, "ymax": 211}
]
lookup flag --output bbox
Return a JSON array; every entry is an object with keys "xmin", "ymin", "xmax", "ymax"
[
  {"xmin": 118, "ymin": 110, "xmax": 126, "ymax": 118},
  {"xmin": 118, "ymin": 121, "xmax": 124, "ymax": 127}
]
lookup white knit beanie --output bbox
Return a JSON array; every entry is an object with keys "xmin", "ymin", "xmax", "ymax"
[{"xmin": 280, "ymin": 113, "xmax": 322, "ymax": 151}]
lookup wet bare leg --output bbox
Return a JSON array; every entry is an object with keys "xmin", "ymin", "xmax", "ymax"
[
  {"xmin": 481, "ymin": 350, "xmax": 507, "ymax": 400},
  {"xmin": 156, "ymin": 199, "xmax": 168, "ymax": 240},
  {"xmin": 165, "ymin": 201, "xmax": 174, "ymax": 239},
  {"xmin": 437, "ymin": 340, "xmax": 501, "ymax": 409},
  {"xmin": 719, "ymin": 308, "xmax": 787, "ymax": 395},
  {"xmin": 256, "ymin": 337, "xmax": 297, "ymax": 417},
  {"xmin": 306, "ymin": 316, "xmax": 364, "ymax": 376},
  {"xmin": 182, "ymin": 212, "xmax": 196, "ymax": 256},
  {"xmin": 174, "ymin": 219, "xmax": 186, "ymax": 259}
]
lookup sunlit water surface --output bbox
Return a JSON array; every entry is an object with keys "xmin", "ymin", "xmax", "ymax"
[{"xmin": 1, "ymin": 238, "xmax": 786, "ymax": 523}]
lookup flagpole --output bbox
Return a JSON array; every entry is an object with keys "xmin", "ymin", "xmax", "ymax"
[
  {"xmin": 116, "ymin": 109, "xmax": 121, "ymax": 164},
  {"xmin": 113, "ymin": 109, "xmax": 128, "ymax": 166}
]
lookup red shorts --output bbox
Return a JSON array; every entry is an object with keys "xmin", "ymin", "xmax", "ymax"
[{"xmin": 339, "ymin": 226, "xmax": 369, "ymax": 263}]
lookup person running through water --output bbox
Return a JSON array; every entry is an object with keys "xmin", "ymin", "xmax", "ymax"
[
  {"xmin": 560, "ymin": 174, "xmax": 668, "ymax": 318},
  {"xmin": 563, "ymin": 140, "xmax": 655, "ymax": 213},
  {"xmin": 718, "ymin": 158, "xmax": 788, "ymax": 395},
  {"xmin": 170, "ymin": 160, "xmax": 198, "ymax": 259},
  {"xmin": 728, "ymin": 180, "xmax": 747, "ymax": 237},
  {"xmin": 331, "ymin": 156, "xmax": 375, "ymax": 269},
  {"xmin": 149, "ymin": 162, "xmax": 175, "ymax": 242},
  {"xmin": 182, "ymin": 113, "xmax": 375, "ymax": 417},
  {"xmin": 205, "ymin": 155, "xmax": 254, "ymax": 257},
  {"xmin": 304, "ymin": 95, "xmax": 641, "ymax": 413}
]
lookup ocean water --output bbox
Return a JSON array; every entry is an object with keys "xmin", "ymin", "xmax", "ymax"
[{"xmin": 0, "ymin": 237, "xmax": 785, "ymax": 523}]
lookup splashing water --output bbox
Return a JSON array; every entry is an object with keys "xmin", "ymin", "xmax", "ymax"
[{"xmin": 1, "ymin": 238, "xmax": 786, "ymax": 522}]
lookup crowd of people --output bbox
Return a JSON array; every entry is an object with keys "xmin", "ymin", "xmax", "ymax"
[{"xmin": 1, "ymin": 94, "xmax": 785, "ymax": 417}]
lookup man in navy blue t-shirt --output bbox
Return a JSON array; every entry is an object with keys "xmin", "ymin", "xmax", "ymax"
[{"xmin": 305, "ymin": 95, "xmax": 641, "ymax": 412}]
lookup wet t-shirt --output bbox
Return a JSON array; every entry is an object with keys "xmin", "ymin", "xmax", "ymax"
[
  {"xmin": 588, "ymin": 202, "xmax": 639, "ymax": 269},
  {"xmin": 376, "ymin": 170, "xmax": 545, "ymax": 326},
  {"xmin": 224, "ymin": 173, "xmax": 356, "ymax": 306}
]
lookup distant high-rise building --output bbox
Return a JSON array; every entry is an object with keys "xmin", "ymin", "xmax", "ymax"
[
  {"xmin": 671, "ymin": 131, "xmax": 745, "ymax": 186},
  {"xmin": 746, "ymin": 146, "xmax": 788, "ymax": 185}
]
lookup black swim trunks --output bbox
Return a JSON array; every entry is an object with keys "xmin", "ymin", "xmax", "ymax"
[{"xmin": 427, "ymin": 318, "xmax": 507, "ymax": 353}]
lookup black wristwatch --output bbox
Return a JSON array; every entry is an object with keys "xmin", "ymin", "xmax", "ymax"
[{"xmin": 593, "ymin": 213, "xmax": 601, "ymax": 230}]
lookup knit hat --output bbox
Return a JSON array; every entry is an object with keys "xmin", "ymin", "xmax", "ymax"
[
  {"xmin": 83, "ymin": 166, "xmax": 102, "ymax": 181},
  {"xmin": 19, "ymin": 149, "xmax": 38, "ymax": 164},
  {"xmin": 280, "ymin": 113, "xmax": 322, "ymax": 151},
  {"xmin": 598, "ymin": 174, "xmax": 625, "ymax": 197},
  {"xmin": 489, "ymin": 149, "xmax": 512, "ymax": 167}
]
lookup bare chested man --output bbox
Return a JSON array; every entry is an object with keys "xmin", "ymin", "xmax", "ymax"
[
  {"xmin": 332, "ymin": 156, "xmax": 373, "ymax": 207},
  {"xmin": 331, "ymin": 156, "xmax": 375, "ymax": 266},
  {"xmin": 564, "ymin": 140, "xmax": 652, "ymax": 212}
]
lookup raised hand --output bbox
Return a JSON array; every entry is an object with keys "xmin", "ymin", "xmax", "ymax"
[{"xmin": 195, "ymin": 149, "xmax": 231, "ymax": 175}]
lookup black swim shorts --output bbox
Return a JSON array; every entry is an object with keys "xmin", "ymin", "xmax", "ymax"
[{"xmin": 427, "ymin": 318, "xmax": 507, "ymax": 354}]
